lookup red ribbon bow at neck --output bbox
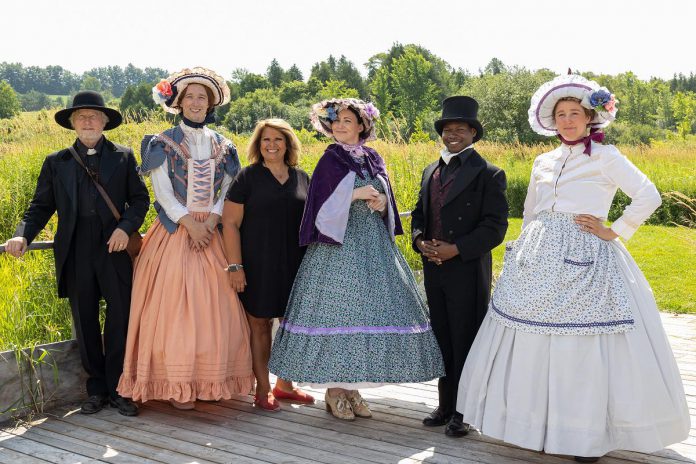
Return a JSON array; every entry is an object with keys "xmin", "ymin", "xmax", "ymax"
[{"xmin": 557, "ymin": 128, "xmax": 605, "ymax": 155}]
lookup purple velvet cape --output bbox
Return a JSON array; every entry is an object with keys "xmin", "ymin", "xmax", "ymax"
[{"xmin": 299, "ymin": 143, "xmax": 403, "ymax": 246}]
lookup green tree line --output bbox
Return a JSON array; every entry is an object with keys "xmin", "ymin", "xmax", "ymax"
[{"xmin": 3, "ymin": 44, "xmax": 696, "ymax": 145}]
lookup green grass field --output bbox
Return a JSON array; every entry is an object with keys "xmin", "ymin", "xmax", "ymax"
[{"xmin": 1, "ymin": 111, "xmax": 695, "ymax": 350}]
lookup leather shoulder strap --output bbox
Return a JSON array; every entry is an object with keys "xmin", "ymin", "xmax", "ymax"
[{"xmin": 68, "ymin": 146, "xmax": 121, "ymax": 221}]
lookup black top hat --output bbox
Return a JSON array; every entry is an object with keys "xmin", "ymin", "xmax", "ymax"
[
  {"xmin": 54, "ymin": 91, "xmax": 123, "ymax": 130},
  {"xmin": 434, "ymin": 96, "xmax": 484, "ymax": 142}
]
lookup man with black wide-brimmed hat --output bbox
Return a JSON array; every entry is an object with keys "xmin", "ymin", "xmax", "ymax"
[
  {"xmin": 3, "ymin": 91, "xmax": 149, "ymax": 416},
  {"xmin": 411, "ymin": 96, "xmax": 509, "ymax": 436}
]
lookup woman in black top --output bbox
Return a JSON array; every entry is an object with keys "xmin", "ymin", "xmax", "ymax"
[{"xmin": 222, "ymin": 118, "xmax": 313, "ymax": 411}]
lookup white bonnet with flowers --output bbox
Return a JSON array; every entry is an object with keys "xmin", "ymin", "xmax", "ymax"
[
  {"xmin": 528, "ymin": 73, "xmax": 618, "ymax": 137},
  {"xmin": 310, "ymin": 98, "xmax": 380, "ymax": 142},
  {"xmin": 151, "ymin": 67, "xmax": 230, "ymax": 114}
]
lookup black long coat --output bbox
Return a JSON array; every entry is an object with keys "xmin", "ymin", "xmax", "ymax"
[
  {"xmin": 411, "ymin": 149, "xmax": 509, "ymax": 323},
  {"xmin": 14, "ymin": 138, "xmax": 150, "ymax": 297}
]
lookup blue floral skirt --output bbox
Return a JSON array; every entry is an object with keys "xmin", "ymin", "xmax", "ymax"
[{"xmin": 269, "ymin": 179, "xmax": 444, "ymax": 387}]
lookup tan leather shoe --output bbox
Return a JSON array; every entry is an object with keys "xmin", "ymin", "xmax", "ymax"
[
  {"xmin": 324, "ymin": 391, "xmax": 355, "ymax": 420},
  {"xmin": 346, "ymin": 390, "xmax": 372, "ymax": 418}
]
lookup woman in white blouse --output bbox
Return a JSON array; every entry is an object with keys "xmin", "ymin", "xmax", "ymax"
[
  {"xmin": 117, "ymin": 68, "xmax": 254, "ymax": 409},
  {"xmin": 456, "ymin": 74, "xmax": 689, "ymax": 463}
]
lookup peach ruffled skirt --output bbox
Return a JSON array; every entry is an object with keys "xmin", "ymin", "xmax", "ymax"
[{"xmin": 117, "ymin": 216, "xmax": 254, "ymax": 402}]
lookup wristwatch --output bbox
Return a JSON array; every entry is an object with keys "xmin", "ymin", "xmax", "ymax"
[{"xmin": 225, "ymin": 263, "xmax": 244, "ymax": 272}]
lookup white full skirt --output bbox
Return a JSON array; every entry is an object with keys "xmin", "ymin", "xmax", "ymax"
[{"xmin": 457, "ymin": 239, "xmax": 690, "ymax": 457}]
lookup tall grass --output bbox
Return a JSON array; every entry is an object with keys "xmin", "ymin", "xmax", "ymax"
[
  {"xmin": 3, "ymin": 111, "xmax": 695, "ymax": 236},
  {"xmin": 2, "ymin": 111, "xmax": 695, "ymax": 349}
]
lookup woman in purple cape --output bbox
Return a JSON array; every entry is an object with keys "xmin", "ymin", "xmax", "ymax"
[{"xmin": 269, "ymin": 98, "xmax": 444, "ymax": 421}]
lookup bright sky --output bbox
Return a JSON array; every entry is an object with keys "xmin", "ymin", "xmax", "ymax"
[{"xmin": 3, "ymin": 0, "xmax": 694, "ymax": 81}]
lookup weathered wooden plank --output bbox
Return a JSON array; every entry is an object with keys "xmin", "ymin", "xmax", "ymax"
[
  {"xmin": 95, "ymin": 407, "xmax": 324, "ymax": 464},
  {"xmin": 0, "ymin": 430, "xmax": 98, "ymax": 463},
  {"xmin": 143, "ymin": 400, "xmax": 449, "ymax": 464},
  {"xmin": 5, "ymin": 424, "xmax": 163, "ymax": 463},
  {"xmin": 44, "ymin": 413, "xmax": 220, "ymax": 464},
  {"xmin": 194, "ymin": 401, "xmax": 479, "ymax": 464},
  {"xmin": 210, "ymin": 398, "xmax": 570, "ymax": 464},
  {"xmin": 144, "ymin": 402, "xmax": 406, "ymax": 464},
  {"xmin": 231, "ymin": 393, "xmax": 695, "ymax": 464},
  {"xmin": 343, "ymin": 389, "xmax": 696, "ymax": 463},
  {"xmin": 0, "ymin": 445, "xmax": 51, "ymax": 464},
  {"xmin": 57, "ymin": 411, "xmax": 267, "ymax": 464},
  {"xmin": 195, "ymin": 400, "xmax": 502, "ymax": 464}
]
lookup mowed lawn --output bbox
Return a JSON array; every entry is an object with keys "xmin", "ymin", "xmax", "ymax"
[{"xmin": 491, "ymin": 218, "xmax": 696, "ymax": 314}]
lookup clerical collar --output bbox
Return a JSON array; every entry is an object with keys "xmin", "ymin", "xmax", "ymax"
[
  {"xmin": 440, "ymin": 144, "xmax": 473, "ymax": 165},
  {"xmin": 76, "ymin": 137, "xmax": 104, "ymax": 156}
]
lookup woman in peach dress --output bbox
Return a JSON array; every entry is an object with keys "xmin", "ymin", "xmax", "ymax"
[{"xmin": 117, "ymin": 68, "xmax": 254, "ymax": 409}]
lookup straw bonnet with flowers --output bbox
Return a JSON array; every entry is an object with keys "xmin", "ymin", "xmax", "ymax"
[
  {"xmin": 528, "ymin": 73, "xmax": 618, "ymax": 155},
  {"xmin": 152, "ymin": 67, "xmax": 230, "ymax": 117},
  {"xmin": 309, "ymin": 98, "xmax": 381, "ymax": 142}
]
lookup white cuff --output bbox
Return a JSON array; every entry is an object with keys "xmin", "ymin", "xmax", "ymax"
[{"xmin": 610, "ymin": 217, "xmax": 638, "ymax": 241}]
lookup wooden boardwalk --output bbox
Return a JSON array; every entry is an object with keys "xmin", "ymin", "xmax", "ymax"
[{"xmin": 2, "ymin": 313, "xmax": 695, "ymax": 464}]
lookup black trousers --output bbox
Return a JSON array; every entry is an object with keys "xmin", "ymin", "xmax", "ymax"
[
  {"xmin": 423, "ymin": 258, "xmax": 484, "ymax": 414},
  {"xmin": 63, "ymin": 216, "xmax": 132, "ymax": 398}
]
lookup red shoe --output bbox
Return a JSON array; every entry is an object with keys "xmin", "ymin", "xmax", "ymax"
[
  {"xmin": 272, "ymin": 386, "xmax": 315, "ymax": 404},
  {"xmin": 254, "ymin": 393, "xmax": 281, "ymax": 411}
]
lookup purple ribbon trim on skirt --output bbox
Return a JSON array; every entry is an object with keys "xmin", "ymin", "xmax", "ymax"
[{"xmin": 279, "ymin": 320, "xmax": 432, "ymax": 335}]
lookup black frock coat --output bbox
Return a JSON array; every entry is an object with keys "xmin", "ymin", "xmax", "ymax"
[
  {"xmin": 14, "ymin": 138, "xmax": 150, "ymax": 297},
  {"xmin": 411, "ymin": 149, "xmax": 508, "ymax": 411}
]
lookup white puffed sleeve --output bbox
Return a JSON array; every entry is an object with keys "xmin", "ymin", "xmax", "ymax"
[
  {"xmin": 600, "ymin": 147, "xmax": 661, "ymax": 240},
  {"xmin": 151, "ymin": 163, "xmax": 189, "ymax": 224},
  {"xmin": 522, "ymin": 158, "xmax": 540, "ymax": 231}
]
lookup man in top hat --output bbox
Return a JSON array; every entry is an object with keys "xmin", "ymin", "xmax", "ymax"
[
  {"xmin": 411, "ymin": 96, "xmax": 508, "ymax": 436},
  {"xmin": 3, "ymin": 91, "xmax": 149, "ymax": 416}
]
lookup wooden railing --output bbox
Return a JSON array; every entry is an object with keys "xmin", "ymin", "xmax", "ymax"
[{"xmin": 0, "ymin": 212, "xmax": 414, "ymax": 255}]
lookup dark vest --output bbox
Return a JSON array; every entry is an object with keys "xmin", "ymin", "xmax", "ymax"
[{"xmin": 426, "ymin": 163, "xmax": 460, "ymax": 241}]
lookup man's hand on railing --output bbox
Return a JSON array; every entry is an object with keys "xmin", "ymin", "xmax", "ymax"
[{"xmin": 2, "ymin": 237, "xmax": 28, "ymax": 258}]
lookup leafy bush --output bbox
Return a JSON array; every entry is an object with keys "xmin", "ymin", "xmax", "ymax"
[{"xmin": 0, "ymin": 80, "xmax": 21, "ymax": 119}]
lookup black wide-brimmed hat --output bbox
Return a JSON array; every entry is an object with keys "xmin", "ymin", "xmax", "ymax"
[
  {"xmin": 434, "ymin": 96, "xmax": 484, "ymax": 142},
  {"xmin": 54, "ymin": 91, "xmax": 123, "ymax": 130}
]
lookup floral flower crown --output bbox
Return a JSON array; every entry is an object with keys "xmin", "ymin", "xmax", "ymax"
[
  {"xmin": 314, "ymin": 101, "xmax": 380, "ymax": 123},
  {"xmin": 310, "ymin": 98, "xmax": 381, "ymax": 142}
]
